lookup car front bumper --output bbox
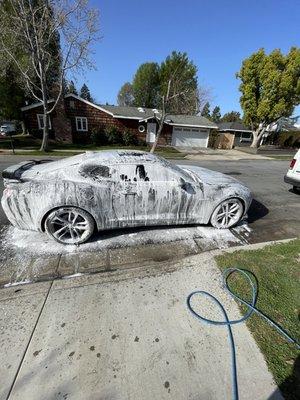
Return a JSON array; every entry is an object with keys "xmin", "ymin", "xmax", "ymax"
[{"xmin": 284, "ymin": 174, "xmax": 300, "ymax": 187}]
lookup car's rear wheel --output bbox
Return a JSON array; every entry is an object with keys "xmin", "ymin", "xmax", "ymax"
[
  {"xmin": 45, "ymin": 207, "xmax": 95, "ymax": 245},
  {"xmin": 210, "ymin": 198, "xmax": 243, "ymax": 229}
]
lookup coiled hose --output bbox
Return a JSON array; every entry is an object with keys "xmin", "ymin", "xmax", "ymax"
[{"xmin": 186, "ymin": 268, "xmax": 300, "ymax": 400}]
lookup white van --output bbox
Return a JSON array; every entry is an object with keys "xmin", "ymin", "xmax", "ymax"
[{"xmin": 284, "ymin": 149, "xmax": 300, "ymax": 193}]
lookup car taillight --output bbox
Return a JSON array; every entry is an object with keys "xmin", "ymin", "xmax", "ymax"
[{"xmin": 289, "ymin": 159, "xmax": 296, "ymax": 169}]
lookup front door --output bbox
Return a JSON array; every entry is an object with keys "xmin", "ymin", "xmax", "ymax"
[{"xmin": 146, "ymin": 123, "xmax": 156, "ymax": 143}]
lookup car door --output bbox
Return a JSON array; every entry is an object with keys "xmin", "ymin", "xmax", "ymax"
[{"xmin": 111, "ymin": 161, "xmax": 201, "ymax": 226}]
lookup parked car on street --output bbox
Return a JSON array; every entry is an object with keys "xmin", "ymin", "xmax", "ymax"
[
  {"xmin": 1, "ymin": 150, "xmax": 252, "ymax": 244},
  {"xmin": 284, "ymin": 149, "xmax": 300, "ymax": 193},
  {"xmin": 0, "ymin": 123, "xmax": 15, "ymax": 136}
]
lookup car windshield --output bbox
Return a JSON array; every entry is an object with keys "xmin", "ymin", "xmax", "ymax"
[{"xmin": 154, "ymin": 155, "xmax": 194, "ymax": 182}]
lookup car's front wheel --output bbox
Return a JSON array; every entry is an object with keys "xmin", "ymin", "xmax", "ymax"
[
  {"xmin": 210, "ymin": 198, "xmax": 243, "ymax": 229},
  {"xmin": 44, "ymin": 207, "xmax": 95, "ymax": 245},
  {"xmin": 293, "ymin": 186, "xmax": 300, "ymax": 194}
]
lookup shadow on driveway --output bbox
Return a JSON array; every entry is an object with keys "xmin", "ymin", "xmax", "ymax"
[{"xmin": 247, "ymin": 198, "xmax": 269, "ymax": 224}]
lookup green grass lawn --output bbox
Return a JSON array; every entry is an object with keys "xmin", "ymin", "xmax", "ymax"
[
  {"xmin": 0, "ymin": 135, "xmax": 186, "ymax": 159},
  {"xmin": 216, "ymin": 240, "xmax": 300, "ymax": 400}
]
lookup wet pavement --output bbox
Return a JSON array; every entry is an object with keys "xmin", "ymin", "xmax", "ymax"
[
  {"xmin": 0, "ymin": 223, "xmax": 248, "ymax": 286},
  {"xmin": 0, "ymin": 155, "xmax": 299, "ymax": 285}
]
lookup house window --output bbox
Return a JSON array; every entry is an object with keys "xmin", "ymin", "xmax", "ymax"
[
  {"xmin": 70, "ymin": 100, "xmax": 75, "ymax": 109},
  {"xmin": 37, "ymin": 114, "xmax": 52, "ymax": 130},
  {"xmin": 76, "ymin": 116, "xmax": 88, "ymax": 132}
]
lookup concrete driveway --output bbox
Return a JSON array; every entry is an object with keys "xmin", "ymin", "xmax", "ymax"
[{"xmin": 1, "ymin": 250, "xmax": 282, "ymax": 400}]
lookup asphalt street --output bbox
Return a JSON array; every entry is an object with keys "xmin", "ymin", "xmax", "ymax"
[{"xmin": 0, "ymin": 154, "xmax": 299, "ymax": 243}]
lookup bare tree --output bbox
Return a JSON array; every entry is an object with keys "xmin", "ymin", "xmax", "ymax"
[
  {"xmin": 196, "ymin": 85, "xmax": 212, "ymax": 114},
  {"xmin": 0, "ymin": 0, "xmax": 99, "ymax": 151},
  {"xmin": 150, "ymin": 79, "xmax": 198, "ymax": 153}
]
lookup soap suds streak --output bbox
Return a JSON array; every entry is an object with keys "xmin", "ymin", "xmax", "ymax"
[{"xmin": 1, "ymin": 150, "xmax": 252, "ymax": 242}]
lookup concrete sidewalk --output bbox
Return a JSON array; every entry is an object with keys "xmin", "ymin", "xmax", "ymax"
[
  {"xmin": 1, "ymin": 250, "xmax": 282, "ymax": 400},
  {"xmin": 184, "ymin": 148, "xmax": 271, "ymax": 161}
]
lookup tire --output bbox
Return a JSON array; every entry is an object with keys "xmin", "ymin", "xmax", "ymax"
[
  {"xmin": 293, "ymin": 186, "xmax": 300, "ymax": 194},
  {"xmin": 45, "ymin": 207, "xmax": 95, "ymax": 245},
  {"xmin": 210, "ymin": 198, "xmax": 243, "ymax": 229}
]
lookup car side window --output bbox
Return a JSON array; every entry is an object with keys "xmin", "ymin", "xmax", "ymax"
[
  {"xmin": 79, "ymin": 163, "xmax": 112, "ymax": 181},
  {"xmin": 112, "ymin": 164, "xmax": 150, "ymax": 182},
  {"xmin": 114, "ymin": 163, "xmax": 183, "ymax": 183}
]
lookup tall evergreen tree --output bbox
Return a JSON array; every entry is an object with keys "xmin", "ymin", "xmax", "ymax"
[
  {"xmin": 80, "ymin": 83, "xmax": 93, "ymax": 102},
  {"xmin": 66, "ymin": 80, "xmax": 78, "ymax": 95},
  {"xmin": 220, "ymin": 111, "xmax": 242, "ymax": 122},
  {"xmin": 201, "ymin": 102, "xmax": 211, "ymax": 119},
  {"xmin": 159, "ymin": 51, "xmax": 198, "ymax": 114},
  {"xmin": 211, "ymin": 106, "xmax": 221, "ymax": 122},
  {"xmin": 132, "ymin": 63, "xmax": 160, "ymax": 108}
]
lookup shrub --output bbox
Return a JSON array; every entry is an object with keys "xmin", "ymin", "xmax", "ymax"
[
  {"xmin": 30, "ymin": 129, "xmax": 43, "ymax": 139},
  {"xmin": 105, "ymin": 126, "xmax": 123, "ymax": 145},
  {"xmin": 90, "ymin": 127, "xmax": 107, "ymax": 146},
  {"xmin": 208, "ymin": 131, "xmax": 219, "ymax": 148},
  {"xmin": 277, "ymin": 131, "xmax": 300, "ymax": 148},
  {"xmin": 123, "ymin": 129, "xmax": 137, "ymax": 146}
]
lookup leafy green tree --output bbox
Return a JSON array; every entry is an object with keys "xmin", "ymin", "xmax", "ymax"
[
  {"xmin": 66, "ymin": 80, "xmax": 78, "ymax": 96},
  {"xmin": 132, "ymin": 62, "xmax": 160, "ymax": 108},
  {"xmin": 159, "ymin": 51, "xmax": 198, "ymax": 114},
  {"xmin": 117, "ymin": 82, "xmax": 134, "ymax": 106},
  {"xmin": 237, "ymin": 47, "xmax": 300, "ymax": 147},
  {"xmin": 80, "ymin": 84, "xmax": 94, "ymax": 102},
  {"xmin": 201, "ymin": 102, "xmax": 211, "ymax": 119},
  {"xmin": 221, "ymin": 111, "xmax": 242, "ymax": 122},
  {"xmin": 211, "ymin": 106, "xmax": 221, "ymax": 122}
]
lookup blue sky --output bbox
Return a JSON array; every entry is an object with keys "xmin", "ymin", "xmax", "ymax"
[{"xmin": 75, "ymin": 0, "xmax": 300, "ymax": 116}]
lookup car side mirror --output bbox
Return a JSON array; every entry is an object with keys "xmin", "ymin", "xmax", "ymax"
[
  {"xmin": 179, "ymin": 177, "xmax": 186, "ymax": 188},
  {"xmin": 179, "ymin": 177, "xmax": 195, "ymax": 194}
]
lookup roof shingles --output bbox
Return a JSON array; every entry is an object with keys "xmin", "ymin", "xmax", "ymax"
[{"xmin": 100, "ymin": 105, "xmax": 217, "ymax": 128}]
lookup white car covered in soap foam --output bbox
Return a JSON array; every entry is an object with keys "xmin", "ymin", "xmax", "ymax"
[
  {"xmin": 1, "ymin": 150, "xmax": 252, "ymax": 245},
  {"xmin": 284, "ymin": 149, "xmax": 300, "ymax": 193}
]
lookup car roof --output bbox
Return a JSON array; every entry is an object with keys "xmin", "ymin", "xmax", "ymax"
[
  {"xmin": 83, "ymin": 150, "xmax": 159, "ymax": 164},
  {"xmin": 21, "ymin": 150, "xmax": 162, "ymax": 177}
]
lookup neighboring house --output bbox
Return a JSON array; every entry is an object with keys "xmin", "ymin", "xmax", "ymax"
[
  {"xmin": 21, "ymin": 94, "xmax": 218, "ymax": 148},
  {"xmin": 218, "ymin": 121, "xmax": 253, "ymax": 147}
]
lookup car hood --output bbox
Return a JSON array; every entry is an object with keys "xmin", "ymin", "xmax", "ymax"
[{"xmin": 179, "ymin": 165, "xmax": 242, "ymax": 186}]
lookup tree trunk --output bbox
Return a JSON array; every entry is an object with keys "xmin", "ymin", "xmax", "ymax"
[
  {"xmin": 40, "ymin": 110, "xmax": 49, "ymax": 152},
  {"xmin": 250, "ymin": 126, "xmax": 266, "ymax": 148},
  {"xmin": 150, "ymin": 119, "xmax": 164, "ymax": 153},
  {"xmin": 21, "ymin": 121, "xmax": 27, "ymax": 135}
]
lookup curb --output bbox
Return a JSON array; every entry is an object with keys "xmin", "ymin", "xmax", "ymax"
[{"xmin": 1, "ymin": 236, "xmax": 297, "ymax": 289}]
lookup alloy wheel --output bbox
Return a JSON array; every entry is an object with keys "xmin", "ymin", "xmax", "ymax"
[
  {"xmin": 45, "ymin": 207, "xmax": 95, "ymax": 244},
  {"xmin": 211, "ymin": 198, "xmax": 243, "ymax": 229}
]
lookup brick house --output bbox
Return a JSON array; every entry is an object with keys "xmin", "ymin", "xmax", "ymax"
[{"xmin": 21, "ymin": 94, "xmax": 218, "ymax": 147}]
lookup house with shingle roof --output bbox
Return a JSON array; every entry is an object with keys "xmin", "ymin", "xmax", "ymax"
[
  {"xmin": 218, "ymin": 121, "xmax": 253, "ymax": 146},
  {"xmin": 21, "ymin": 94, "xmax": 218, "ymax": 148}
]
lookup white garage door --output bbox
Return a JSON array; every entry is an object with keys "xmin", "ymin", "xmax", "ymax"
[{"xmin": 171, "ymin": 127, "xmax": 209, "ymax": 147}]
